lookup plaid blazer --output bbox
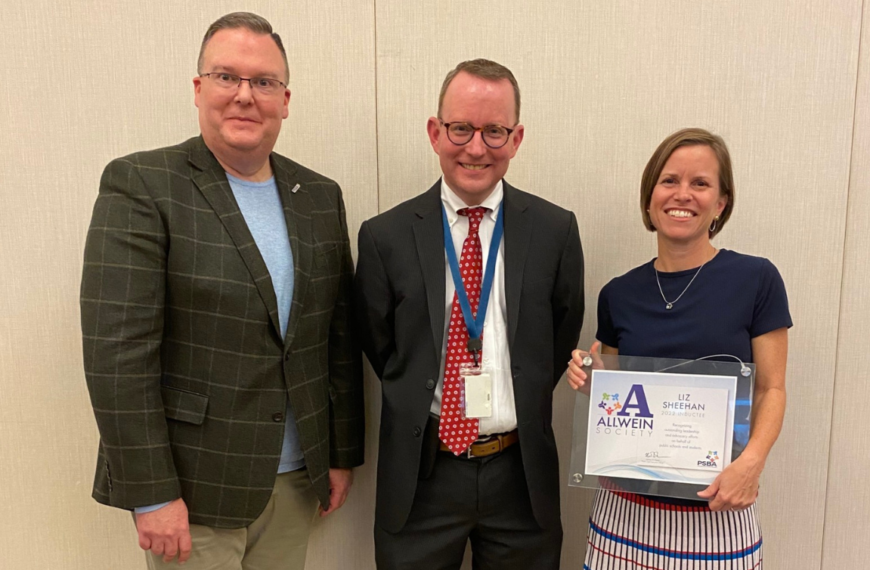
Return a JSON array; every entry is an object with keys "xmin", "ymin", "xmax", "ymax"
[{"xmin": 81, "ymin": 136, "xmax": 364, "ymax": 528}]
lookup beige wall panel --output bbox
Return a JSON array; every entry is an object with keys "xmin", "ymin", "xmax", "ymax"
[
  {"xmin": 822, "ymin": 3, "xmax": 870, "ymax": 568},
  {"xmin": 0, "ymin": 1, "xmax": 377, "ymax": 568},
  {"xmin": 375, "ymin": 1, "xmax": 862, "ymax": 568},
  {"xmin": 1, "ymin": 0, "xmax": 864, "ymax": 568}
]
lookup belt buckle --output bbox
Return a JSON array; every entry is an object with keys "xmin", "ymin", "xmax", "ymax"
[
  {"xmin": 467, "ymin": 435, "xmax": 496, "ymax": 458},
  {"xmin": 466, "ymin": 439, "xmax": 482, "ymax": 458}
]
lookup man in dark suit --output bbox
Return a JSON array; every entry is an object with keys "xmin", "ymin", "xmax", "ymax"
[
  {"xmin": 80, "ymin": 12, "xmax": 364, "ymax": 569},
  {"xmin": 355, "ymin": 59, "xmax": 584, "ymax": 570}
]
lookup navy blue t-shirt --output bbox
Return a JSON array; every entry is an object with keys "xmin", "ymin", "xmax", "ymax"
[
  {"xmin": 595, "ymin": 249, "xmax": 792, "ymax": 505},
  {"xmin": 597, "ymin": 249, "xmax": 792, "ymax": 363}
]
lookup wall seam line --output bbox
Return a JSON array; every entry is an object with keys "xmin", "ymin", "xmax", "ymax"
[
  {"xmin": 373, "ymin": 0, "xmax": 381, "ymax": 214},
  {"xmin": 819, "ymin": 1, "xmax": 866, "ymax": 568}
]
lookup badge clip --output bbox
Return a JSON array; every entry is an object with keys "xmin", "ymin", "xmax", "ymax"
[{"xmin": 467, "ymin": 338, "xmax": 482, "ymax": 367}]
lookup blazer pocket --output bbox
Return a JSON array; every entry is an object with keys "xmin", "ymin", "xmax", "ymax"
[
  {"xmin": 314, "ymin": 243, "xmax": 339, "ymax": 268},
  {"xmin": 161, "ymin": 386, "xmax": 208, "ymax": 425}
]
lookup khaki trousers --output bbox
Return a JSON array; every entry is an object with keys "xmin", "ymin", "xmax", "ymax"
[{"xmin": 145, "ymin": 469, "xmax": 319, "ymax": 570}]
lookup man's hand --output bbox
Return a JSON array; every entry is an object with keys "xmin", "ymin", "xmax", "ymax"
[
  {"xmin": 319, "ymin": 468, "xmax": 354, "ymax": 517},
  {"xmin": 135, "ymin": 498, "xmax": 192, "ymax": 564}
]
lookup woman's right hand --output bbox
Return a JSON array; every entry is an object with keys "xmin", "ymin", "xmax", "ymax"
[{"xmin": 566, "ymin": 341, "xmax": 603, "ymax": 395}]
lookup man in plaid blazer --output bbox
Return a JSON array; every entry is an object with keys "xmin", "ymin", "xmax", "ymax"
[{"xmin": 80, "ymin": 13, "xmax": 364, "ymax": 569}]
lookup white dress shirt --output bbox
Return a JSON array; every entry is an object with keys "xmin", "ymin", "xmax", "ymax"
[{"xmin": 429, "ymin": 179, "xmax": 517, "ymax": 435}]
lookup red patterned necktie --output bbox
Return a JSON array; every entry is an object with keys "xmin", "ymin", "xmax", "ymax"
[{"xmin": 439, "ymin": 207, "xmax": 487, "ymax": 455}]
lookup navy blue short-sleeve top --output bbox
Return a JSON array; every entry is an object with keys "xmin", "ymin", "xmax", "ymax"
[{"xmin": 597, "ymin": 249, "xmax": 792, "ymax": 362}]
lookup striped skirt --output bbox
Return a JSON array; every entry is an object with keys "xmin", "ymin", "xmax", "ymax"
[{"xmin": 584, "ymin": 489, "xmax": 763, "ymax": 570}]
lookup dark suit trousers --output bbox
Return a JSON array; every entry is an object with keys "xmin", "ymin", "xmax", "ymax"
[{"xmin": 374, "ymin": 424, "xmax": 562, "ymax": 570}]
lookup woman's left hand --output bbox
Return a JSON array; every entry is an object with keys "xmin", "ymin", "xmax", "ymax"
[{"xmin": 697, "ymin": 453, "xmax": 763, "ymax": 511}]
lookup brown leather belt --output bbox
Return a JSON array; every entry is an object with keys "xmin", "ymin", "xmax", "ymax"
[{"xmin": 439, "ymin": 429, "xmax": 519, "ymax": 458}]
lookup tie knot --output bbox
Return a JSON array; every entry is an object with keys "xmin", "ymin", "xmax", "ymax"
[{"xmin": 459, "ymin": 207, "xmax": 487, "ymax": 234}]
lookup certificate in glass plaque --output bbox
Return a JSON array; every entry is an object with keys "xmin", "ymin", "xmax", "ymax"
[{"xmin": 568, "ymin": 354, "xmax": 754, "ymax": 501}]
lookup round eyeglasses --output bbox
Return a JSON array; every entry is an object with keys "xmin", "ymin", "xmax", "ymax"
[
  {"xmin": 440, "ymin": 120, "xmax": 515, "ymax": 149},
  {"xmin": 200, "ymin": 72, "xmax": 287, "ymax": 96}
]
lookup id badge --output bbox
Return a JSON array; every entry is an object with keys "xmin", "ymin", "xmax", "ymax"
[{"xmin": 459, "ymin": 363, "xmax": 492, "ymax": 419}]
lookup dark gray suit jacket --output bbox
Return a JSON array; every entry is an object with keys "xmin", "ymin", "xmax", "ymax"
[
  {"xmin": 81, "ymin": 136, "xmax": 364, "ymax": 528},
  {"xmin": 355, "ymin": 181, "xmax": 583, "ymax": 533}
]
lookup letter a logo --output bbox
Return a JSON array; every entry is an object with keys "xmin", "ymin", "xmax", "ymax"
[{"xmin": 616, "ymin": 384, "xmax": 653, "ymax": 418}]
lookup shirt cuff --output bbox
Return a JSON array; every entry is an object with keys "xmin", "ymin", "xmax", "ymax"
[{"xmin": 134, "ymin": 501, "xmax": 172, "ymax": 515}]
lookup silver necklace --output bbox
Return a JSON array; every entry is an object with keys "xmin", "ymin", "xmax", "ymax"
[{"xmin": 655, "ymin": 262, "xmax": 706, "ymax": 310}]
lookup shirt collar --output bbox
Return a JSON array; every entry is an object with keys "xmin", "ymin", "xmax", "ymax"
[{"xmin": 440, "ymin": 179, "xmax": 504, "ymax": 226}]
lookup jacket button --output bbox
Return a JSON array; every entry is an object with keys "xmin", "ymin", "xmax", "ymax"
[
  {"xmin": 413, "ymin": 426, "xmax": 422, "ymax": 437},
  {"xmin": 425, "ymin": 379, "xmax": 436, "ymax": 390},
  {"xmin": 272, "ymin": 412, "xmax": 284, "ymax": 422}
]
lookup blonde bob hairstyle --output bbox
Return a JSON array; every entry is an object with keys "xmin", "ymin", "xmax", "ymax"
[{"xmin": 640, "ymin": 128, "xmax": 735, "ymax": 238}]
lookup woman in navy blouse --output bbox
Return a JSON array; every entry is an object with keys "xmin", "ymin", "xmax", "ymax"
[{"xmin": 567, "ymin": 128, "xmax": 791, "ymax": 570}]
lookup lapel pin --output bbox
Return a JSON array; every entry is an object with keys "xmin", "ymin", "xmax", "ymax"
[{"xmin": 291, "ymin": 184, "xmax": 300, "ymax": 194}]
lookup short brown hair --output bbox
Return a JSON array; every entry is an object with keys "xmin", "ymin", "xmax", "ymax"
[
  {"xmin": 198, "ymin": 12, "xmax": 289, "ymax": 82},
  {"xmin": 437, "ymin": 59, "xmax": 521, "ymax": 123},
  {"xmin": 640, "ymin": 128, "xmax": 735, "ymax": 238}
]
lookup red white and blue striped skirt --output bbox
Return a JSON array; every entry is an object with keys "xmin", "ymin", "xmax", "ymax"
[{"xmin": 584, "ymin": 489, "xmax": 763, "ymax": 570}]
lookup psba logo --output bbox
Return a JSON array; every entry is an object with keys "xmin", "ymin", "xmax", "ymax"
[{"xmin": 697, "ymin": 451, "xmax": 719, "ymax": 468}]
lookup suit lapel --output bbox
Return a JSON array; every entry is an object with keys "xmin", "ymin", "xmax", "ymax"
[
  {"xmin": 188, "ymin": 139, "xmax": 283, "ymax": 340},
  {"xmin": 413, "ymin": 182, "xmax": 446, "ymax": 361},
  {"xmin": 503, "ymin": 183, "xmax": 531, "ymax": 351},
  {"xmin": 273, "ymin": 158, "xmax": 311, "ymax": 348}
]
